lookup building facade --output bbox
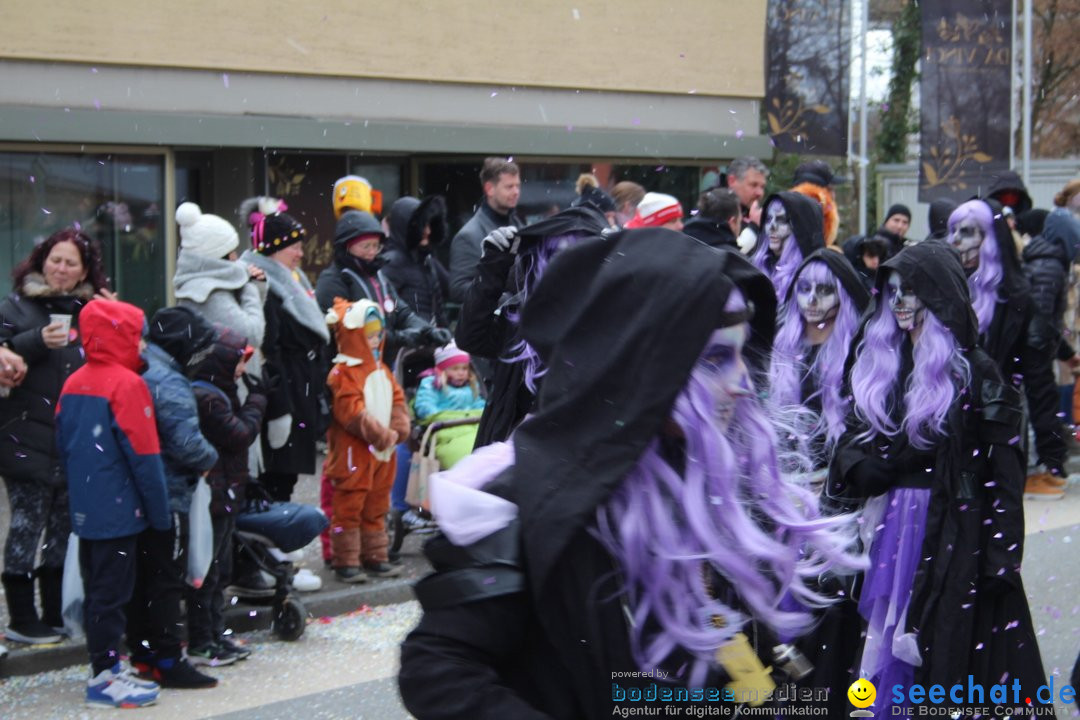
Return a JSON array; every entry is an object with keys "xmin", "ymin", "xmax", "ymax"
[{"xmin": 0, "ymin": 1, "xmax": 768, "ymax": 310}]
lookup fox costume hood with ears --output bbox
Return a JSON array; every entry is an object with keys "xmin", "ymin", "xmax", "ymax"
[{"xmin": 324, "ymin": 297, "xmax": 410, "ymax": 467}]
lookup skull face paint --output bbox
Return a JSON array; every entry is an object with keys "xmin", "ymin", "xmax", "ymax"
[
  {"xmin": 886, "ymin": 271, "xmax": 925, "ymax": 332},
  {"xmin": 795, "ymin": 277, "xmax": 839, "ymax": 325},
  {"xmin": 949, "ymin": 217, "xmax": 984, "ymax": 270},
  {"xmin": 765, "ymin": 200, "xmax": 792, "ymax": 256},
  {"xmin": 694, "ymin": 324, "xmax": 752, "ymax": 431}
]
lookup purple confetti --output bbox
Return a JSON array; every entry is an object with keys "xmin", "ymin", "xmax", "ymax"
[{"xmin": 223, "ymin": 73, "xmax": 230, "ymax": 88}]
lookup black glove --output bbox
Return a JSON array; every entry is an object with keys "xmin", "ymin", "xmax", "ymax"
[
  {"xmin": 244, "ymin": 371, "xmax": 278, "ymax": 398},
  {"xmin": 847, "ymin": 454, "xmax": 895, "ymax": 497},
  {"xmin": 396, "ymin": 327, "xmax": 425, "ymax": 348},
  {"xmin": 423, "ymin": 326, "xmax": 453, "ymax": 345}
]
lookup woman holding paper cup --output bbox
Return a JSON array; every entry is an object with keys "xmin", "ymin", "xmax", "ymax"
[{"xmin": 0, "ymin": 227, "xmax": 110, "ymax": 645}]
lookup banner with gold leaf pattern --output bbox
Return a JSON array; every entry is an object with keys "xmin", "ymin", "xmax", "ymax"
[
  {"xmin": 765, "ymin": 0, "xmax": 851, "ymax": 156},
  {"xmin": 918, "ymin": 0, "xmax": 1012, "ymax": 202}
]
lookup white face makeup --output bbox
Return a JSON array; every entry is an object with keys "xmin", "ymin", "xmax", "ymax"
[
  {"xmin": 695, "ymin": 324, "xmax": 752, "ymax": 431},
  {"xmin": 765, "ymin": 200, "xmax": 792, "ymax": 256},
  {"xmin": 949, "ymin": 217, "xmax": 984, "ymax": 270},
  {"xmin": 795, "ymin": 277, "xmax": 839, "ymax": 325},
  {"xmin": 886, "ymin": 271, "xmax": 925, "ymax": 332}
]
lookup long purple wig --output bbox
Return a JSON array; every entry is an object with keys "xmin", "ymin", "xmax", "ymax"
[
  {"xmin": 504, "ymin": 233, "xmax": 587, "ymax": 392},
  {"xmin": 948, "ymin": 200, "xmax": 1002, "ymax": 335},
  {"xmin": 849, "ymin": 298, "xmax": 971, "ymax": 449},
  {"xmin": 595, "ymin": 294, "xmax": 866, "ymax": 687},
  {"xmin": 752, "ymin": 231, "xmax": 805, "ymax": 302},
  {"xmin": 769, "ymin": 260, "xmax": 861, "ymax": 453}
]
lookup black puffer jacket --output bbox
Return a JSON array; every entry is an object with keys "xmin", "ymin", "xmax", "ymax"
[
  {"xmin": 681, "ymin": 216, "xmax": 738, "ymax": 249},
  {"xmin": 1023, "ymin": 210, "xmax": 1080, "ymax": 357},
  {"xmin": 381, "ymin": 196, "xmax": 450, "ymax": 325},
  {"xmin": 0, "ymin": 274, "xmax": 94, "ymax": 484},
  {"xmin": 191, "ymin": 328, "xmax": 268, "ymax": 516}
]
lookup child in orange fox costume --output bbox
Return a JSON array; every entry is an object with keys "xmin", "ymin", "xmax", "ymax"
[{"xmin": 324, "ymin": 298, "xmax": 411, "ymax": 582}]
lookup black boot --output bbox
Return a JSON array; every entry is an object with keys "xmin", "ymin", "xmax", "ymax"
[
  {"xmin": 2, "ymin": 572, "xmax": 62, "ymax": 645},
  {"xmin": 36, "ymin": 565, "xmax": 65, "ymax": 632}
]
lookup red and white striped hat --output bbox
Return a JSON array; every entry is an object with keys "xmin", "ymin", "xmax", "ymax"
[{"xmin": 624, "ymin": 192, "xmax": 683, "ymax": 229}]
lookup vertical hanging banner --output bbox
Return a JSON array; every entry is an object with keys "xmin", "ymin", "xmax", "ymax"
[
  {"xmin": 765, "ymin": 0, "xmax": 851, "ymax": 156},
  {"xmin": 918, "ymin": 1, "xmax": 1012, "ymax": 202}
]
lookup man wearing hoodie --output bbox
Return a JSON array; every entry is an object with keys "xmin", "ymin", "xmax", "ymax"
[
  {"xmin": 380, "ymin": 196, "xmax": 451, "ymax": 327},
  {"xmin": 55, "ymin": 299, "xmax": 171, "ymax": 709},
  {"xmin": 128, "ymin": 306, "xmax": 220, "ymax": 689}
]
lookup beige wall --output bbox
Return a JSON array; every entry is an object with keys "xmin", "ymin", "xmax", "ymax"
[{"xmin": 0, "ymin": 1, "xmax": 764, "ymax": 98}]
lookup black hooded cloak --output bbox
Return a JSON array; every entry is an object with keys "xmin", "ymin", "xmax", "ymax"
[
  {"xmin": 402, "ymin": 229, "xmax": 788, "ymax": 719},
  {"xmin": 455, "ymin": 205, "xmax": 611, "ymax": 449},
  {"xmin": 828, "ymin": 241, "xmax": 1048, "ymax": 705},
  {"xmin": 381, "ymin": 195, "xmax": 450, "ymax": 325},
  {"xmin": 754, "ymin": 191, "xmax": 826, "ymax": 291}
]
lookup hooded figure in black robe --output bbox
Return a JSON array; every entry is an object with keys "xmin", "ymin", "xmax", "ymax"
[
  {"xmin": 827, "ymin": 241, "xmax": 1048, "ymax": 716},
  {"xmin": 750, "ymin": 191, "xmax": 826, "ymax": 302},
  {"xmin": 454, "ymin": 205, "xmax": 609, "ymax": 450},
  {"xmin": 401, "ymin": 229, "xmax": 873, "ymax": 718}
]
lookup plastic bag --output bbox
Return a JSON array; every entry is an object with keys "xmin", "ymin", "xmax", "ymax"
[
  {"xmin": 186, "ymin": 477, "xmax": 213, "ymax": 588},
  {"xmin": 60, "ymin": 532, "xmax": 84, "ymax": 639}
]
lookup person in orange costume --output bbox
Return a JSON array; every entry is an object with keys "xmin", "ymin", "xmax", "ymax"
[{"xmin": 324, "ymin": 297, "xmax": 411, "ymax": 583}]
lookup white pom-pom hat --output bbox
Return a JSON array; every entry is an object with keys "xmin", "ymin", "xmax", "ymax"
[{"xmin": 176, "ymin": 202, "xmax": 239, "ymax": 259}]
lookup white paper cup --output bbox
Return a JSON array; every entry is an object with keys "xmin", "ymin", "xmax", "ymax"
[{"xmin": 49, "ymin": 314, "xmax": 72, "ymax": 344}]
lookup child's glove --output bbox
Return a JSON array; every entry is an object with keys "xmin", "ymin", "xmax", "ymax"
[{"xmin": 266, "ymin": 414, "xmax": 292, "ymax": 449}]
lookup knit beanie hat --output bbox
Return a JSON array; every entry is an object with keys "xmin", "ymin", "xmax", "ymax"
[
  {"xmin": 363, "ymin": 306, "xmax": 384, "ymax": 337},
  {"xmin": 885, "ymin": 204, "xmax": 912, "ymax": 223},
  {"xmin": 624, "ymin": 192, "xmax": 683, "ymax": 229},
  {"xmin": 434, "ymin": 341, "xmax": 470, "ymax": 372},
  {"xmin": 928, "ymin": 199, "xmax": 959, "ymax": 238},
  {"xmin": 333, "ymin": 175, "xmax": 383, "ymax": 219},
  {"xmin": 176, "ymin": 202, "xmax": 239, "ymax": 259},
  {"xmin": 242, "ymin": 197, "xmax": 307, "ymax": 255}
]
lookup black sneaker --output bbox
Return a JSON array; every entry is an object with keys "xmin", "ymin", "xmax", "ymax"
[
  {"xmin": 362, "ymin": 561, "xmax": 402, "ymax": 578},
  {"xmin": 225, "ymin": 571, "xmax": 275, "ymax": 600},
  {"xmin": 152, "ymin": 657, "xmax": 218, "ymax": 689},
  {"xmin": 4, "ymin": 619, "xmax": 63, "ymax": 645},
  {"xmin": 334, "ymin": 566, "xmax": 368, "ymax": 583},
  {"xmin": 218, "ymin": 637, "xmax": 251, "ymax": 661},
  {"xmin": 186, "ymin": 643, "xmax": 238, "ymax": 667}
]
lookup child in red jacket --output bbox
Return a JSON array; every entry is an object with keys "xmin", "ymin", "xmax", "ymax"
[
  {"xmin": 55, "ymin": 299, "xmax": 171, "ymax": 709},
  {"xmin": 325, "ymin": 298, "xmax": 410, "ymax": 582}
]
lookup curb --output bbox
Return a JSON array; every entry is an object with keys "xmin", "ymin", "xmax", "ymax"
[{"xmin": 0, "ymin": 577, "xmax": 418, "ymax": 678}]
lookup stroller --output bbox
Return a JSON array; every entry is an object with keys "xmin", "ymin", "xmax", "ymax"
[
  {"xmin": 387, "ymin": 347, "xmax": 484, "ymax": 556},
  {"xmin": 230, "ymin": 483, "xmax": 329, "ymax": 640}
]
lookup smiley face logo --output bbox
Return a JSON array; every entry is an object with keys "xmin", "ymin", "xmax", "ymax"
[{"xmin": 847, "ymin": 678, "xmax": 877, "ymax": 709}]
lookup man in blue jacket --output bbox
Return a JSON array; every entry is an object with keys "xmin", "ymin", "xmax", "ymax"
[{"xmin": 56, "ymin": 299, "xmax": 171, "ymax": 709}]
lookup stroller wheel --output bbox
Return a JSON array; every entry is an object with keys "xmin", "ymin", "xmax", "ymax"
[
  {"xmin": 273, "ymin": 595, "xmax": 307, "ymax": 641},
  {"xmin": 388, "ymin": 509, "xmax": 406, "ymax": 556}
]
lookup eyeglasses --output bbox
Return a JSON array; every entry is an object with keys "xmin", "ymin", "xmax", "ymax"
[{"xmin": 352, "ymin": 240, "xmax": 381, "ymax": 252}]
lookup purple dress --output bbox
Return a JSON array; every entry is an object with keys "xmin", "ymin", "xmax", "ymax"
[{"xmin": 856, "ymin": 487, "xmax": 931, "ymax": 719}]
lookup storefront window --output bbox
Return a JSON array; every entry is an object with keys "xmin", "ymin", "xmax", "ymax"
[{"xmin": 0, "ymin": 150, "xmax": 167, "ymax": 313}]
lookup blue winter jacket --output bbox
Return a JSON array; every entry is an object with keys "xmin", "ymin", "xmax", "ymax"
[
  {"xmin": 413, "ymin": 376, "xmax": 486, "ymax": 421},
  {"xmin": 142, "ymin": 342, "xmax": 219, "ymax": 514},
  {"xmin": 55, "ymin": 300, "xmax": 171, "ymax": 539}
]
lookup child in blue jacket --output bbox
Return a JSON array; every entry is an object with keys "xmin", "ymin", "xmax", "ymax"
[
  {"xmin": 56, "ymin": 299, "xmax": 171, "ymax": 709},
  {"xmin": 413, "ymin": 341, "xmax": 486, "ymax": 421}
]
